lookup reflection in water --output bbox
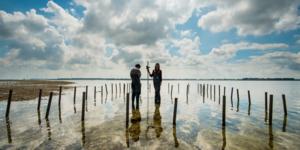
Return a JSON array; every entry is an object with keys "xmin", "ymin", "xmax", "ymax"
[
  {"xmin": 173, "ymin": 125, "xmax": 179, "ymax": 148},
  {"xmin": 264, "ymin": 112, "xmax": 268, "ymax": 123},
  {"xmin": 222, "ymin": 127, "xmax": 226, "ymax": 150},
  {"xmin": 37, "ymin": 111, "xmax": 42, "ymax": 126},
  {"xmin": 74, "ymin": 106, "xmax": 77, "ymax": 114},
  {"xmin": 282, "ymin": 116, "xmax": 287, "ymax": 132},
  {"xmin": 153, "ymin": 104, "xmax": 163, "ymax": 138},
  {"xmin": 269, "ymin": 125, "xmax": 273, "ymax": 149},
  {"xmin": 129, "ymin": 109, "xmax": 141, "ymax": 142},
  {"xmin": 81, "ymin": 121, "xmax": 86, "ymax": 146},
  {"xmin": 6, "ymin": 118, "xmax": 12, "ymax": 143},
  {"xmin": 125, "ymin": 129, "xmax": 129, "ymax": 148},
  {"xmin": 46, "ymin": 119, "xmax": 52, "ymax": 140},
  {"xmin": 59, "ymin": 107, "xmax": 62, "ymax": 123}
]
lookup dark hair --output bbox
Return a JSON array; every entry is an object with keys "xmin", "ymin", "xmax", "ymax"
[{"xmin": 135, "ymin": 64, "xmax": 141, "ymax": 68}]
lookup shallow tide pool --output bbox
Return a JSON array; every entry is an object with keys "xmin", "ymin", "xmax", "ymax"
[{"xmin": 0, "ymin": 80, "xmax": 299, "ymax": 149}]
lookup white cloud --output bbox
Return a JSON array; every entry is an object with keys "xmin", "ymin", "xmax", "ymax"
[{"xmin": 198, "ymin": 0, "xmax": 300, "ymax": 36}]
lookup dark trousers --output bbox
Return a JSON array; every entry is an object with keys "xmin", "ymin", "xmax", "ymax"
[
  {"xmin": 154, "ymin": 83, "xmax": 161, "ymax": 103},
  {"xmin": 132, "ymin": 83, "xmax": 141, "ymax": 109}
]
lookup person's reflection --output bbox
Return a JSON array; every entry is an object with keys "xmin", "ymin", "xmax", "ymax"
[
  {"xmin": 6, "ymin": 118, "xmax": 12, "ymax": 143},
  {"xmin": 153, "ymin": 104, "xmax": 163, "ymax": 138},
  {"xmin": 46, "ymin": 119, "xmax": 52, "ymax": 140},
  {"xmin": 173, "ymin": 125, "xmax": 179, "ymax": 147},
  {"xmin": 81, "ymin": 121, "xmax": 86, "ymax": 146},
  {"xmin": 128, "ymin": 108, "xmax": 141, "ymax": 142},
  {"xmin": 222, "ymin": 127, "xmax": 226, "ymax": 150}
]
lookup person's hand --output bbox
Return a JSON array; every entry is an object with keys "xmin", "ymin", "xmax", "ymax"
[{"xmin": 146, "ymin": 66, "xmax": 150, "ymax": 70}]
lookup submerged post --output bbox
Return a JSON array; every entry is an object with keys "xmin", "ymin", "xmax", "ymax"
[
  {"xmin": 37, "ymin": 89, "xmax": 42, "ymax": 111},
  {"xmin": 248, "ymin": 90, "xmax": 251, "ymax": 106},
  {"xmin": 282, "ymin": 94, "xmax": 287, "ymax": 116},
  {"xmin": 173, "ymin": 98, "xmax": 178, "ymax": 125},
  {"xmin": 265, "ymin": 92, "xmax": 268, "ymax": 114},
  {"xmin": 5, "ymin": 89, "xmax": 13, "ymax": 118},
  {"xmin": 81, "ymin": 92, "xmax": 86, "ymax": 121},
  {"xmin": 126, "ymin": 93, "xmax": 129, "ymax": 128},
  {"xmin": 45, "ymin": 92, "xmax": 53, "ymax": 119},
  {"xmin": 269, "ymin": 95, "xmax": 273, "ymax": 125},
  {"xmin": 222, "ymin": 95, "xmax": 226, "ymax": 126}
]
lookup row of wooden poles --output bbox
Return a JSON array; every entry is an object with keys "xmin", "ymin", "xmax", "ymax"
[
  {"xmin": 4, "ymin": 82, "xmax": 133, "ymax": 120},
  {"xmin": 167, "ymin": 83, "xmax": 288, "ymax": 126}
]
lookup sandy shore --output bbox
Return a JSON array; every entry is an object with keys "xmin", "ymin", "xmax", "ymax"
[{"xmin": 0, "ymin": 80, "xmax": 74, "ymax": 101}]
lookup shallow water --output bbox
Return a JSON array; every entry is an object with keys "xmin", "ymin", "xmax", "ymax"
[{"xmin": 0, "ymin": 80, "xmax": 299, "ymax": 149}]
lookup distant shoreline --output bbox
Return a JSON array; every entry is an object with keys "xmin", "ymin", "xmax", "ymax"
[{"xmin": 1, "ymin": 78, "xmax": 299, "ymax": 81}]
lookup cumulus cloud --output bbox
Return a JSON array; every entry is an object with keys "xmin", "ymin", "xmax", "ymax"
[{"xmin": 198, "ymin": 0, "xmax": 300, "ymax": 36}]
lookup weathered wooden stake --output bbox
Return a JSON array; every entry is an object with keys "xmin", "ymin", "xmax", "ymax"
[
  {"xmin": 210, "ymin": 84, "xmax": 212, "ymax": 100},
  {"xmin": 247, "ymin": 90, "xmax": 251, "ymax": 106},
  {"xmin": 218, "ymin": 85, "xmax": 221, "ymax": 104},
  {"xmin": 81, "ymin": 92, "xmax": 86, "ymax": 121},
  {"xmin": 269, "ymin": 95, "xmax": 273, "ymax": 126},
  {"xmin": 265, "ymin": 92, "xmax": 268, "ymax": 114},
  {"xmin": 105, "ymin": 84, "xmax": 108, "ymax": 95},
  {"xmin": 214, "ymin": 85, "xmax": 216, "ymax": 102},
  {"xmin": 73, "ymin": 87, "xmax": 76, "ymax": 105},
  {"xmin": 45, "ymin": 92, "xmax": 53, "ymax": 119},
  {"xmin": 223, "ymin": 87, "xmax": 226, "ymax": 96},
  {"xmin": 168, "ymin": 83, "xmax": 170, "ymax": 93},
  {"xmin": 222, "ymin": 96, "xmax": 226, "ymax": 126},
  {"xmin": 173, "ymin": 98, "xmax": 178, "ymax": 125},
  {"xmin": 126, "ymin": 93, "xmax": 129, "ymax": 128},
  {"xmin": 207, "ymin": 84, "xmax": 209, "ymax": 98},
  {"xmin": 37, "ymin": 89, "xmax": 42, "ymax": 111},
  {"xmin": 5, "ymin": 90, "xmax": 13, "ymax": 118},
  {"xmin": 94, "ymin": 86, "xmax": 96, "ymax": 99},
  {"xmin": 203, "ymin": 84, "xmax": 205, "ymax": 102},
  {"xmin": 282, "ymin": 94, "xmax": 287, "ymax": 116}
]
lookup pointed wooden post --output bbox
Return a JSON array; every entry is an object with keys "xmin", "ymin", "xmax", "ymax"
[
  {"xmin": 247, "ymin": 90, "xmax": 251, "ymax": 106},
  {"xmin": 230, "ymin": 87, "xmax": 233, "ymax": 107},
  {"xmin": 45, "ymin": 92, "xmax": 53, "ymax": 119},
  {"xmin": 237, "ymin": 89, "xmax": 240, "ymax": 112},
  {"xmin": 5, "ymin": 89, "xmax": 13, "ymax": 118},
  {"xmin": 214, "ymin": 85, "xmax": 216, "ymax": 102},
  {"xmin": 85, "ymin": 86, "xmax": 88, "ymax": 100},
  {"xmin": 73, "ymin": 86, "xmax": 77, "ymax": 105},
  {"xmin": 282, "ymin": 94, "xmax": 287, "ymax": 116},
  {"xmin": 173, "ymin": 98, "xmax": 178, "ymax": 125},
  {"xmin": 269, "ymin": 95, "xmax": 273, "ymax": 125},
  {"xmin": 218, "ymin": 85, "xmax": 221, "ymax": 104},
  {"xmin": 94, "ymin": 86, "xmax": 96, "ymax": 99},
  {"xmin": 58, "ymin": 86, "xmax": 62, "ymax": 109},
  {"xmin": 37, "ymin": 89, "xmax": 42, "ymax": 111},
  {"xmin": 81, "ymin": 92, "xmax": 86, "ymax": 121},
  {"xmin": 126, "ymin": 93, "xmax": 129, "ymax": 128},
  {"xmin": 222, "ymin": 96, "xmax": 226, "ymax": 126}
]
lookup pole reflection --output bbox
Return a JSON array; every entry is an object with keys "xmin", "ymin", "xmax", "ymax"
[
  {"xmin": 37, "ymin": 110, "xmax": 41, "ymax": 126},
  {"xmin": 268, "ymin": 125, "xmax": 273, "ymax": 148},
  {"xmin": 6, "ymin": 118, "xmax": 12, "ymax": 143},
  {"xmin": 173, "ymin": 125, "xmax": 179, "ymax": 148},
  {"xmin": 45, "ymin": 118, "xmax": 52, "ymax": 140},
  {"xmin": 282, "ymin": 116, "xmax": 287, "ymax": 132},
  {"xmin": 153, "ymin": 104, "xmax": 163, "ymax": 138},
  {"xmin": 222, "ymin": 127, "xmax": 226, "ymax": 150},
  {"xmin": 81, "ymin": 121, "xmax": 86, "ymax": 146}
]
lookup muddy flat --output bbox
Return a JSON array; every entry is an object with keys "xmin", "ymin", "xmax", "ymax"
[{"xmin": 0, "ymin": 80, "xmax": 74, "ymax": 101}]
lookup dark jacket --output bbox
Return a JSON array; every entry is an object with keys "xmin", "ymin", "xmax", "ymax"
[
  {"xmin": 130, "ymin": 67, "xmax": 141, "ymax": 92},
  {"xmin": 150, "ymin": 70, "xmax": 162, "ymax": 85}
]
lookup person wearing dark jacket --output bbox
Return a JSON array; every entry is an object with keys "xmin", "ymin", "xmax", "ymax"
[
  {"xmin": 147, "ymin": 63, "xmax": 162, "ymax": 104},
  {"xmin": 130, "ymin": 64, "xmax": 141, "ymax": 109}
]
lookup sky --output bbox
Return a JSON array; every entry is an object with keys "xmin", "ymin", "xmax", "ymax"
[{"xmin": 0, "ymin": 0, "xmax": 300, "ymax": 79}]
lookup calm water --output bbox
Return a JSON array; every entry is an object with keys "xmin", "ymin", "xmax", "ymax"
[{"xmin": 0, "ymin": 80, "xmax": 299, "ymax": 149}]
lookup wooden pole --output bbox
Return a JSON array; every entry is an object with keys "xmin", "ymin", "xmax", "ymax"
[
  {"xmin": 45, "ymin": 92, "xmax": 53, "ymax": 119},
  {"xmin": 269, "ymin": 95, "xmax": 273, "ymax": 125},
  {"xmin": 223, "ymin": 87, "xmax": 226, "ymax": 96},
  {"xmin": 230, "ymin": 87, "xmax": 233, "ymax": 107},
  {"xmin": 207, "ymin": 84, "xmax": 209, "ymax": 98},
  {"xmin": 203, "ymin": 84, "xmax": 205, "ymax": 103},
  {"xmin": 37, "ymin": 89, "xmax": 42, "ymax": 111},
  {"xmin": 248, "ymin": 90, "xmax": 251, "ymax": 106},
  {"xmin": 105, "ymin": 84, "xmax": 108, "ymax": 95},
  {"xmin": 210, "ymin": 84, "xmax": 212, "ymax": 100},
  {"xmin": 126, "ymin": 93, "xmax": 129, "ymax": 128},
  {"xmin": 173, "ymin": 98, "xmax": 178, "ymax": 125},
  {"xmin": 94, "ymin": 86, "xmax": 96, "ymax": 99},
  {"xmin": 200, "ymin": 84, "xmax": 202, "ymax": 96},
  {"xmin": 168, "ymin": 83, "xmax": 170, "ymax": 93},
  {"xmin": 58, "ymin": 86, "xmax": 62, "ymax": 109},
  {"xmin": 5, "ymin": 89, "xmax": 13, "ymax": 118},
  {"xmin": 85, "ymin": 86, "xmax": 88, "ymax": 100},
  {"xmin": 73, "ymin": 87, "xmax": 76, "ymax": 105},
  {"xmin": 282, "ymin": 94, "xmax": 287, "ymax": 116},
  {"xmin": 218, "ymin": 85, "xmax": 221, "ymax": 104},
  {"xmin": 222, "ymin": 95, "xmax": 226, "ymax": 126},
  {"xmin": 214, "ymin": 85, "xmax": 216, "ymax": 102},
  {"xmin": 237, "ymin": 89, "xmax": 240, "ymax": 112},
  {"xmin": 81, "ymin": 92, "xmax": 86, "ymax": 121}
]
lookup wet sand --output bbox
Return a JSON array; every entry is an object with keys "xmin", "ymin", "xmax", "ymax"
[{"xmin": 0, "ymin": 80, "xmax": 73, "ymax": 101}]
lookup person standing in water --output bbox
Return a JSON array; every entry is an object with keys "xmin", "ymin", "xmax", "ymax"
[
  {"xmin": 147, "ymin": 63, "xmax": 162, "ymax": 104},
  {"xmin": 130, "ymin": 64, "xmax": 141, "ymax": 109}
]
